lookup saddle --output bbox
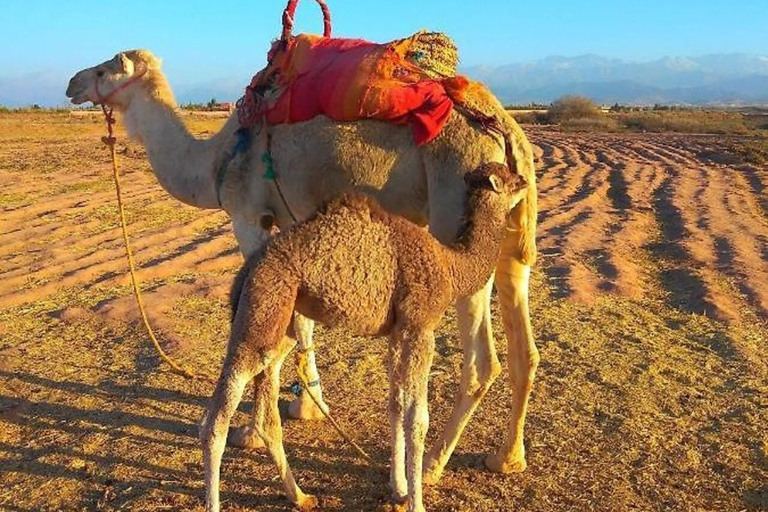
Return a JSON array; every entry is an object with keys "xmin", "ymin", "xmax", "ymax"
[{"xmin": 237, "ymin": 31, "xmax": 494, "ymax": 146}]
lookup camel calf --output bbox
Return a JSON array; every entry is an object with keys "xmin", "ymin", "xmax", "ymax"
[{"xmin": 200, "ymin": 162, "xmax": 528, "ymax": 512}]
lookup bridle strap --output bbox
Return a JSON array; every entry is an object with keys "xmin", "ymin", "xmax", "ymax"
[{"xmin": 95, "ymin": 63, "xmax": 148, "ymax": 105}]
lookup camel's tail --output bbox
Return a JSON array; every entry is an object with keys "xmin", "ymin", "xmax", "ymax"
[{"xmin": 504, "ymin": 120, "xmax": 538, "ymax": 266}]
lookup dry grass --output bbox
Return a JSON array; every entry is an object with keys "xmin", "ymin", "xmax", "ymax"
[
  {"xmin": 615, "ymin": 109, "xmax": 752, "ymax": 135},
  {"xmin": 1, "ymin": 112, "xmax": 766, "ymax": 512}
]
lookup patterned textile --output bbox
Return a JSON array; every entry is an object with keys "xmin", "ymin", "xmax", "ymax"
[{"xmin": 239, "ymin": 33, "xmax": 474, "ymax": 146}]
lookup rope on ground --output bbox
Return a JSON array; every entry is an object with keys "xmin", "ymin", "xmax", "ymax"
[
  {"xmin": 296, "ymin": 349, "xmax": 372, "ymax": 461},
  {"xmin": 100, "ymin": 105, "xmax": 214, "ymax": 385}
]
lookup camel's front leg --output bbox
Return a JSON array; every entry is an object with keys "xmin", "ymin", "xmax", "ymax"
[
  {"xmin": 423, "ymin": 276, "xmax": 500, "ymax": 484},
  {"xmin": 286, "ymin": 313, "xmax": 330, "ymax": 420},
  {"xmin": 484, "ymin": 228, "xmax": 539, "ymax": 473}
]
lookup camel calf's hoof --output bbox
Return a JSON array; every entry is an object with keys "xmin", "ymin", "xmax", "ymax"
[
  {"xmin": 421, "ymin": 451, "xmax": 444, "ymax": 485},
  {"xmin": 422, "ymin": 466, "xmax": 442, "ymax": 486},
  {"xmin": 484, "ymin": 452, "xmax": 528, "ymax": 474},
  {"xmin": 287, "ymin": 393, "xmax": 328, "ymax": 421},
  {"xmin": 227, "ymin": 426, "xmax": 265, "ymax": 450},
  {"xmin": 295, "ymin": 493, "xmax": 319, "ymax": 511}
]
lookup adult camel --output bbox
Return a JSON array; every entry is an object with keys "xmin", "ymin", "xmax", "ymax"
[{"xmin": 65, "ymin": 49, "xmax": 539, "ymax": 482}]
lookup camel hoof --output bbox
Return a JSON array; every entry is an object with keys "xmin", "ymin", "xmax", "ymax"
[
  {"xmin": 484, "ymin": 452, "xmax": 527, "ymax": 474},
  {"xmin": 287, "ymin": 393, "xmax": 327, "ymax": 421},
  {"xmin": 295, "ymin": 493, "xmax": 318, "ymax": 511},
  {"xmin": 422, "ymin": 467, "xmax": 441, "ymax": 486},
  {"xmin": 422, "ymin": 453, "xmax": 443, "ymax": 485},
  {"xmin": 227, "ymin": 426, "xmax": 265, "ymax": 450},
  {"xmin": 391, "ymin": 501, "xmax": 408, "ymax": 512}
]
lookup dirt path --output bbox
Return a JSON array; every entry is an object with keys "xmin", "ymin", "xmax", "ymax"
[{"xmin": 1, "ymin": 114, "xmax": 766, "ymax": 512}]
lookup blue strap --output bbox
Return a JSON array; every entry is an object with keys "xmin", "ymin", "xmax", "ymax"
[{"xmin": 215, "ymin": 128, "xmax": 251, "ymax": 207}]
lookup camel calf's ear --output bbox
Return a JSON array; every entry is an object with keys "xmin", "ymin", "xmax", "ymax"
[
  {"xmin": 464, "ymin": 171, "xmax": 501, "ymax": 192},
  {"xmin": 488, "ymin": 174, "xmax": 504, "ymax": 193}
]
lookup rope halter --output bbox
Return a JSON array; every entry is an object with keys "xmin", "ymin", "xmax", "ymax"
[{"xmin": 94, "ymin": 62, "xmax": 148, "ymax": 107}]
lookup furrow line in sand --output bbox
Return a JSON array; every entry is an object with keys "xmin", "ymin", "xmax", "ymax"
[
  {"xmin": 0, "ymin": 179, "xmax": 161, "ymax": 229},
  {"xmin": 0, "ymin": 212, "xmax": 231, "ymax": 282},
  {"xmin": 0, "ymin": 232, "xmax": 239, "ymax": 309},
  {"xmin": 537, "ymin": 142, "xmax": 596, "ymax": 217}
]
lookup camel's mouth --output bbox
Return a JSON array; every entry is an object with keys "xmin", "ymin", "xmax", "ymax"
[
  {"xmin": 65, "ymin": 80, "xmax": 90, "ymax": 105},
  {"xmin": 68, "ymin": 94, "xmax": 89, "ymax": 105}
]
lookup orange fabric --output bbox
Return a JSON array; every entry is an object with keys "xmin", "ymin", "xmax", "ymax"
[{"xmin": 251, "ymin": 34, "xmax": 471, "ymax": 146}]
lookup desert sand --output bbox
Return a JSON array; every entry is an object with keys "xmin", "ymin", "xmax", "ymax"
[{"xmin": 1, "ymin": 112, "xmax": 765, "ymax": 511}]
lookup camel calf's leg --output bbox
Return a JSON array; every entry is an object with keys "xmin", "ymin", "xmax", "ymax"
[
  {"xmin": 254, "ymin": 340, "xmax": 318, "ymax": 510},
  {"xmin": 200, "ymin": 365, "xmax": 253, "ymax": 512},
  {"xmin": 423, "ymin": 277, "xmax": 500, "ymax": 484},
  {"xmin": 399, "ymin": 328, "xmax": 435, "ymax": 512},
  {"xmin": 228, "ymin": 218, "xmax": 271, "ymax": 449},
  {"xmin": 388, "ymin": 341, "xmax": 407, "ymax": 503},
  {"xmin": 287, "ymin": 313, "xmax": 330, "ymax": 420},
  {"xmin": 485, "ymin": 228, "xmax": 539, "ymax": 473},
  {"xmin": 226, "ymin": 382, "xmax": 265, "ymax": 449}
]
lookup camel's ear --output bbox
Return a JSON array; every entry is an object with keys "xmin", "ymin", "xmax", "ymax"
[
  {"xmin": 488, "ymin": 174, "xmax": 504, "ymax": 193},
  {"xmin": 117, "ymin": 53, "xmax": 135, "ymax": 75},
  {"xmin": 117, "ymin": 53, "xmax": 134, "ymax": 74},
  {"xmin": 145, "ymin": 54, "xmax": 163, "ymax": 70}
]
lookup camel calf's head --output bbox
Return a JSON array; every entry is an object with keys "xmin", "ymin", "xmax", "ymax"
[
  {"xmin": 66, "ymin": 50, "xmax": 163, "ymax": 109},
  {"xmin": 464, "ymin": 162, "xmax": 528, "ymax": 210}
]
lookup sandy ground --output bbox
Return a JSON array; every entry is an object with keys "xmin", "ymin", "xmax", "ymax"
[{"xmin": 0, "ymin": 112, "xmax": 766, "ymax": 511}]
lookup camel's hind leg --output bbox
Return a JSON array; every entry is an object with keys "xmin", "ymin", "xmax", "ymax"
[
  {"xmin": 226, "ymin": 382, "xmax": 265, "ymax": 449},
  {"xmin": 423, "ymin": 276, "xmax": 500, "ymax": 484},
  {"xmin": 485, "ymin": 225, "xmax": 539, "ymax": 473}
]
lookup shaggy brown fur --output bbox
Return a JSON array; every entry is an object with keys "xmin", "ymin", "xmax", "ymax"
[{"xmin": 200, "ymin": 162, "xmax": 527, "ymax": 512}]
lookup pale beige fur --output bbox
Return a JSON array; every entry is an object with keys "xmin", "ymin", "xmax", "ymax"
[
  {"xmin": 201, "ymin": 163, "xmax": 528, "ymax": 512},
  {"xmin": 65, "ymin": 49, "xmax": 539, "ymax": 480}
]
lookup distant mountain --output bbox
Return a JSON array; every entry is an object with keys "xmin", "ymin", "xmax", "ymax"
[
  {"xmin": 462, "ymin": 53, "xmax": 768, "ymax": 106},
  {"xmin": 0, "ymin": 71, "xmax": 71, "ymax": 107},
  {"xmin": 3, "ymin": 53, "xmax": 768, "ymax": 108}
]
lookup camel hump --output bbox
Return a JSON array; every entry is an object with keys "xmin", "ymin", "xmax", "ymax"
[{"xmin": 322, "ymin": 191, "xmax": 388, "ymax": 219}]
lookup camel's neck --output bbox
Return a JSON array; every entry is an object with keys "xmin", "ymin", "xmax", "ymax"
[
  {"xmin": 444, "ymin": 193, "xmax": 508, "ymax": 299},
  {"xmin": 121, "ymin": 76, "xmax": 240, "ymax": 209}
]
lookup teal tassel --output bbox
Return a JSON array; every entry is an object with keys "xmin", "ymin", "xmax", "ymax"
[{"xmin": 261, "ymin": 152, "xmax": 276, "ymax": 180}]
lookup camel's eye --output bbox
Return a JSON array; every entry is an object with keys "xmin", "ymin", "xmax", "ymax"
[{"xmin": 96, "ymin": 70, "xmax": 104, "ymax": 78}]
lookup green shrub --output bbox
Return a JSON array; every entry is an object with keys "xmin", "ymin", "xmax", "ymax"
[{"xmin": 548, "ymin": 95, "xmax": 602, "ymax": 123}]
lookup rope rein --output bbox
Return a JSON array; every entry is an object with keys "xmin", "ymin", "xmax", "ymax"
[
  {"xmin": 295, "ymin": 348, "xmax": 372, "ymax": 461},
  {"xmin": 99, "ymin": 74, "xmax": 368, "ymax": 460},
  {"xmin": 96, "ymin": 0, "xmax": 375, "ymax": 459},
  {"xmin": 100, "ymin": 104, "xmax": 215, "ymax": 384}
]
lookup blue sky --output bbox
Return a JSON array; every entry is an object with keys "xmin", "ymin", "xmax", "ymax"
[{"xmin": 2, "ymin": 0, "xmax": 766, "ymax": 102}]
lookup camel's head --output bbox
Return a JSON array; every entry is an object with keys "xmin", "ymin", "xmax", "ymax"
[
  {"xmin": 464, "ymin": 162, "xmax": 528, "ymax": 210},
  {"xmin": 66, "ymin": 50, "xmax": 164, "ymax": 109}
]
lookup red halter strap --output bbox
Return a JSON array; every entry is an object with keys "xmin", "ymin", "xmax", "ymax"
[{"xmin": 95, "ymin": 63, "xmax": 148, "ymax": 105}]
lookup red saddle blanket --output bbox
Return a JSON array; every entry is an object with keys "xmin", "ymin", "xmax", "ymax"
[{"xmin": 239, "ymin": 33, "xmax": 475, "ymax": 146}]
